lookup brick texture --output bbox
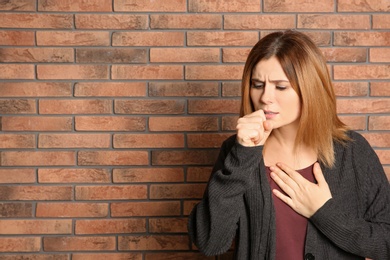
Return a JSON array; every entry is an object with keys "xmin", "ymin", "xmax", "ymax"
[{"xmin": 0, "ymin": 1, "xmax": 388, "ymax": 259}]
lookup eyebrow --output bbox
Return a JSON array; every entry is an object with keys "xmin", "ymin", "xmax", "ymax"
[{"xmin": 251, "ymin": 78, "xmax": 290, "ymax": 83}]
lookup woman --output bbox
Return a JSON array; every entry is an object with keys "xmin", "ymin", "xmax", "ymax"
[{"xmin": 188, "ymin": 30, "xmax": 390, "ymax": 260}]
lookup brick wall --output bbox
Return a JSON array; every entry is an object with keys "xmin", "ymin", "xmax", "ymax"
[{"xmin": 0, "ymin": 0, "xmax": 389, "ymax": 259}]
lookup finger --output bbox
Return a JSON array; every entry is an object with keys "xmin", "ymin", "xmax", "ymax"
[
  {"xmin": 313, "ymin": 162, "xmax": 326, "ymax": 185},
  {"xmin": 246, "ymin": 109, "xmax": 266, "ymax": 121},
  {"xmin": 275, "ymin": 162, "xmax": 306, "ymax": 183},
  {"xmin": 272, "ymin": 189, "xmax": 294, "ymax": 207},
  {"xmin": 270, "ymin": 170, "xmax": 296, "ymax": 197}
]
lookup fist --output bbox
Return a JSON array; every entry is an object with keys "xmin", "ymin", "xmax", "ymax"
[{"xmin": 236, "ymin": 110, "xmax": 273, "ymax": 147}]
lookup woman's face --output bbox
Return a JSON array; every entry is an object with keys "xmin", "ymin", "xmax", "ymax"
[{"xmin": 250, "ymin": 56, "xmax": 301, "ymax": 131}]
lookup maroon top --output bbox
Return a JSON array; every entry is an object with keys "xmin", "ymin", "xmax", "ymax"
[{"xmin": 266, "ymin": 163, "xmax": 315, "ymax": 260}]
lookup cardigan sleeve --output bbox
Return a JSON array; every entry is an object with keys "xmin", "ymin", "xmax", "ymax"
[
  {"xmin": 188, "ymin": 135, "xmax": 263, "ymax": 256},
  {"xmin": 310, "ymin": 132, "xmax": 390, "ymax": 259}
]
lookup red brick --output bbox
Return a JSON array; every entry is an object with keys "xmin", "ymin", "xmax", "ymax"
[
  {"xmin": 222, "ymin": 116, "xmax": 239, "ymax": 131},
  {"xmin": 0, "ymin": 237, "xmax": 40, "ymax": 252},
  {"xmin": 76, "ymin": 14, "xmax": 147, "ymax": 29},
  {"xmin": 187, "ymin": 167, "xmax": 212, "ymax": 182},
  {"xmin": 72, "ymin": 253, "xmax": 142, "ymax": 260},
  {"xmin": 75, "ymin": 82, "xmax": 146, "ymax": 97},
  {"xmin": 376, "ymin": 150, "xmax": 390, "ymax": 164},
  {"xmin": 115, "ymin": 0, "xmax": 186, "ymax": 12},
  {"xmin": 0, "ymin": 186, "xmax": 72, "ymax": 200},
  {"xmin": 1, "ymin": 117, "xmax": 72, "ymax": 132},
  {"xmin": 369, "ymin": 116, "xmax": 390, "ymax": 130},
  {"xmin": 39, "ymin": 99, "xmax": 111, "ymax": 114},
  {"xmin": 150, "ymin": 184, "xmax": 206, "ymax": 199},
  {"xmin": 186, "ymin": 65, "xmax": 243, "ymax": 80},
  {"xmin": 1, "ymin": 151, "xmax": 75, "ymax": 166},
  {"xmin": 37, "ymin": 31, "xmax": 109, "ymax": 46},
  {"xmin": 76, "ymin": 185, "xmax": 147, "ymax": 200},
  {"xmin": 189, "ymin": 99, "xmax": 240, "ymax": 114},
  {"xmin": 187, "ymin": 133, "xmax": 233, "ymax": 148},
  {"xmin": 0, "ymin": 134, "xmax": 35, "ymax": 149},
  {"xmin": 333, "ymin": 82, "xmax": 368, "ymax": 97},
  {"xmin": 152, "ymin": 150, "xmax": 218, "ymax": 165},
  {"xmin": 0, "ymin": 82, "xmax": 72, "ymax": 97},
  {"xmin": 149, "ymin": 82, "xmax": 218, "ymax": 97},
  {"xmin": 334, "ymin": 65, "xmax": 390, "ymax": 80},
  {"xmin": 150, "ymin": 48, "xmax": 219, "ymax": 63},
  {"xmin": 113, "ymin": 168, "xmax": 184, "ymax": 183},
  {"xmin": 0, "ymin": 255, "xmax": 68, "ymax": 260},
  {"xmin": 112, "ymin": 65, "xmax": 183, "ymax": 80},
  {"xmin": 373, "ymin": 14, "xmax": 390, "ymax": 29},
  {"xmin": 300, "ymin": 31, "xmax": 331, "ymax": 46},
  {"xmin": 189, "ymin": 0, "xmax": 260, "ymax": 12},
  {"xmin": 0, "ymin": 203, "xmax": 33, "ymax": 218},
  {"xmin": 0, "ymin": 0, "xmax": 35, "ymax": 11},
  {"xmin": 78, "ymin": 151, "xmax": 148, "ymax": 166},
  {"xmin": 149, "ymin": 218, "xmax": 187, "ymax": 233},
  {"xmin": 36, "ymin": 202, "xmax": 108, "ymax": 218},
  {"xmin": 222, "ymin": 82, "xmax": 241, "ymax": 97},
  {"xmin": 111, "ymin": 201, "xmax": 181, "ymax": 217},
  {"xmin": 361, "ymin": 133, "xmax": 390, "ymax": 148},
  {"xmin": 338, "ymin": 0, "xmax": 389, "ymax": 12},
  {"xmin": 0, "ymin": 64, "xmax": 34, "ymax": 79},
  {"xmin": 337, "ymin": 99, "xmax": 390, "ymax": 114},
  {"xmin": 0, "ymin": 31, "xmax": 34, "ymax": 46},
  {"xmin": 37, "ymin": 65, "xmax": 109, "ymax": 79},
  {"xmin": 0, "ymin": 48, "xmax": 73, "ymax": 62},
  {"xmin": 0, "ymin": 100, "xmax": 36, "ymax": 114},
  {"xmin": 187, "ymin": 32, "xmax": 258, "ymax": 46},
  {"xmin": 115, "ymin": 100, "xmax": 184, "ymax": 115},
  {"xmin": 76, "ymin": 48, "xmax": 147, "ymax": 63},
  {"xmin": 370, "ymin": 82, "xmax": 390, "ymax": 96},
  {"xmin": 298, "ymin": 14, "xmax": 369, "ymax": 29},
  {"xmin": 149, "ymin": 117, "xmax": 218, "ymax": 131},
  {"xmin": 225, "ymin": 15, "xmax": 294, "ymax": 29},
  {"xmin": 112, "ymin": 32, "xmax": 184, "ymax": 46},
  {"xmin": 384, "ymin": 166, "xmax": 390, "ymax": 181},
  {"xmin": 38, "ymin": 0, "xmax": 112, "ymax": 12},
  {"xmin": 145, "ymin": 252, "xmax": 214, "ymax": 260},
  {"xmin": 339, "ymin": 116, "xmax": 366, "ymax": 131},
  {"xmin": 264, "ymin": 0, "xmax": 333, "ymax": 12},
  {"xmin": 321, "ymin": 47, "xmax": 367, "ymax": 63},
  {"xmin": 39, "ymin": 133, "xmax": 110, "ymax": 148},
  {"xmin": 334, "ymin": 32, "xmax": 390, "ymax": 46},
  {"xmin": 76, "ymin": 219, "xmax": 146, "ymax": 234},
  {"xmin": 43, "ymin": 236, "xmax": 115, "ymax": 252},
  {"xmin": 0, "ymin": 220, "xmax": 71, "ymax": 235},
  {"xmin": 38, "ymin": 168, "xmax": 111, "ymax": 183},
  {"xmin": 0, "ymin": 13, "xmax": 72, "ymax": 29},
  {"xmin": 370, "ymin": 48, "xmax": 390, "ymax": 63},
  {"xmin": 183, "ymin": 200, "xmax": 199, "ymax": 215},
  {"xmin": 118, "ymin": 235, "xmax": 189, "ymax": 250},
  {"xmin": 113, "ymin": 134, "xmax": 184, "ymax": 148},
  {"xmin": 75, "ymin": 116, "xmax": 146, "ymax": 131},
  {"xmin": 151, "ymin": 14, "xmax": 221, "ymax": 29},
  {"xmin": 222, "ymin": 48, "xmax": 251, "ymax": 63}
]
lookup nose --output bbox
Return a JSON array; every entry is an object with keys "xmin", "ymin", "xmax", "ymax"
[{"xmin": 260, "ymin": 84, "xmax": 274, "ymax": 104}]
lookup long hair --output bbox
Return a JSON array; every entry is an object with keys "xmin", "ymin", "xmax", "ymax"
[{"xmin": 240, "ymin": 30, "xmax": 349, "ymax": 168}]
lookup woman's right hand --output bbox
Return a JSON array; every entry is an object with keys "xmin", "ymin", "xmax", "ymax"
[{"xmin": 236, "ymin": 110, "xmax": 273, "ymax": 147}]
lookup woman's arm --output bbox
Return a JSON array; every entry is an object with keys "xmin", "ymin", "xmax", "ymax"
[
  {"xmin": 188, "ymin": 136, "xmax": 263, "ymax": 256},
  {"xmin": 310, "ymin": 133, "xmax": 390, "ymax": 259}
]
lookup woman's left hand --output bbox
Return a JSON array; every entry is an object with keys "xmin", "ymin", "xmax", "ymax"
[{"xmin": 270, "ymin": 162, "xmax": 332, "ymax": 218}]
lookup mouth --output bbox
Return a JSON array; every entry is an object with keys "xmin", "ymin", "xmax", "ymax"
[
  {"xmin": 263, "ymin": 110, "xmax": 278, "ymax": 119},
  {"xmin": 264, "ymin": 110, "xmax": 278, "ymax": 115}
]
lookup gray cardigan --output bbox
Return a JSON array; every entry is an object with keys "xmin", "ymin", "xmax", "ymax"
[{"xmin": 188, "ymin": 131, "xmax": 390, "ymax": 259}]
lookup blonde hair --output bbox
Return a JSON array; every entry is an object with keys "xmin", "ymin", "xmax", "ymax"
[{"xmin": 240, "ymin": 30, "xmax": 349, "ymax": 168}]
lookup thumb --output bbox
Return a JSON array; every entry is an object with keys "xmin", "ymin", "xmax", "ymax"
[{"xmin": 263, "ymin": 120, "xmax": 273, "ymax": 137}]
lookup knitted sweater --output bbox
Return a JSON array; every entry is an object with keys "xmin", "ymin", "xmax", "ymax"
[{"xmin": 188, "ymin": 131, "xmax": 390, "ymax": 260}]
